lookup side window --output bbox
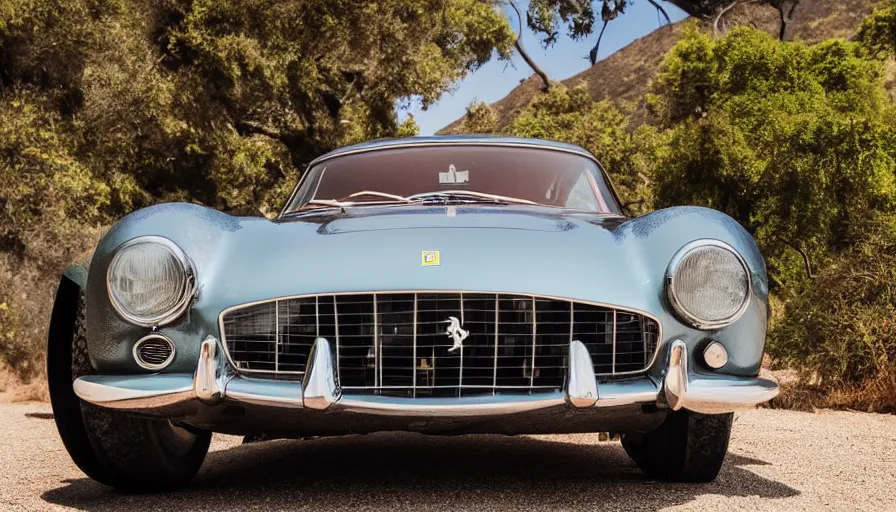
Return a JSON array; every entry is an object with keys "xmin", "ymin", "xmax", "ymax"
[{"xmin": 566, "ymin": 172, "xmax": 599, "ymax": 210}]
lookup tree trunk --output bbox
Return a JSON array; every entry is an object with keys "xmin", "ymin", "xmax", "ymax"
[
  {"xmin": 516, "ymin": 41, "xmax": 551, "ymax": 90},
  {"xmin": 775, "ymin": 0, "xmax": 800, "ymax": 41},
  {"xmin": 507, "ymin": 1, "xmax": 550, "ymax": 90}
]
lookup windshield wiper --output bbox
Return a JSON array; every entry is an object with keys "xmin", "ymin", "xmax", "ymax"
[
  {"xmin": 295, "ymin": 194, "xmax": 412, "ymax": 212},
  {"xmin": 407, "ymin": 190, "xmax": 537, "ymax": 206},
  {"xmin": 287, "ymin": 190, "xmax": 536, "ymax": 216}
]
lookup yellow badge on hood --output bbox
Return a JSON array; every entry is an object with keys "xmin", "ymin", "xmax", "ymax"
[{"xmin": 422, "ymin": 251, "xmax": 440, "ymax": 267}]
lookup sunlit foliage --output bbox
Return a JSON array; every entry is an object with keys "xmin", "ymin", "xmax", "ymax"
[
  {"xmin": 649, "ymin": 27, "xmax": 896, "ymax": 285},
  {"xmin": 0, "ymin": 0, "xmax": 516, "ymax": 378}
]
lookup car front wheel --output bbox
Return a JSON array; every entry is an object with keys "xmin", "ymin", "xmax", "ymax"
[
  {"xmin": 48, "ymin": 285, "xmax": 211, "ymax": 492},
  {"xmin": 621, "ymin": 409, "xmax": 733, "ymax": 482}
]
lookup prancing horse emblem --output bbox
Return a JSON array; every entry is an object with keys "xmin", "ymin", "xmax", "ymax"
[{"xmin": 444, "ymin": 316, "xmax": 469, "ymax": 353}]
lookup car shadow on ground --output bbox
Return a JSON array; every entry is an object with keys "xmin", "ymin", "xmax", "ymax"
[{"xmin": 42, "ymin": 432, "xmax": 798, "ymax": 511}]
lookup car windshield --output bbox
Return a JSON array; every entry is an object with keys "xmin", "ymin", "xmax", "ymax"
[{"xmin": 282, "ymin": 145, "xmax": 622, "ymax": 215}]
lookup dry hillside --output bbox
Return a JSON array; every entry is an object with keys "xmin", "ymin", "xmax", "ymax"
[{"xmin": 440, "ymin": 0, "xmax": 880, "ymax": 133}]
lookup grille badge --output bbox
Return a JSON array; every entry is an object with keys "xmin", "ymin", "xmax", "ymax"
[{"xmin": 444, "ymin": 316, "xmax": 469, "ymax": 353}]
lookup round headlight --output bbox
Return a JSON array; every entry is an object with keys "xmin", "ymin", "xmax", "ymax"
[
  {"xmin": 666, "ymin": 240, "xmax": 750, "ymax": 330},
  {"xmin": 107, "ymin": 236, "xmax": 195, "ymax": 326}
]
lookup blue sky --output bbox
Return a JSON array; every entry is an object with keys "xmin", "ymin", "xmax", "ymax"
[{"xmin": 400, "ymin": 1, "xmax": 689, "ymax": 135}]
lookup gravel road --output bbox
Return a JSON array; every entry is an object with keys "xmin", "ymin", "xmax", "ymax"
[{"xmin": 1, "ymin": 402, "xmax": 895, "ymax": 511}]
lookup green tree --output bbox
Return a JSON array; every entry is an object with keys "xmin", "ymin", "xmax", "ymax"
[
  {"xmin": 1, "ymin": 0, "xmax": 516, "ymax": 219},
  {"xmin": 0, "ymin": 0, "xmax": 514, "ymax": 378},
  {"xmin": 649, "ymin": 27, "xmax": 896, "ymax": 284}
]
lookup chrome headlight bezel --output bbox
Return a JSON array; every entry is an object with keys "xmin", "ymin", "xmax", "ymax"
[
  {"xmin": 106, "ymin": 236, "xmax": 196, "ymax": 327},
  {"xmin": 666, "ymin": 239, "xmax": 751, "ymax": 330}
]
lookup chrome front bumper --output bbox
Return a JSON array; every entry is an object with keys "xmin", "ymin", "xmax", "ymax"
[{"xmin": 73, "ymin": 337, "xmax": 779, "ymax": 417}]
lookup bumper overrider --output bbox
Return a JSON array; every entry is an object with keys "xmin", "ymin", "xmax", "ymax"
[{"xmin": 73, "ymin": 337, "xmax": 779, "ymax": 419}]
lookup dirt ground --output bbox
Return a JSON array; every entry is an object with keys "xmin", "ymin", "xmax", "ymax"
[{"xmin": 1, "ymin": 403, "xmax": 895, "ymax": 511}]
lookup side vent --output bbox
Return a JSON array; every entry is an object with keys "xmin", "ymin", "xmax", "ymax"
[{"xmin": 133, "ymin": 334, "xmax": 176, "ymax": 370}]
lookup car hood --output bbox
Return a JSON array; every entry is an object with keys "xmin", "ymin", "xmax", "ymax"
[{"xmin": 209, "ymin": 206, "xmax": 645, "ymax": 308}]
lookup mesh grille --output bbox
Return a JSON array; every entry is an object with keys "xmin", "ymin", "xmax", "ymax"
[
  {"xmin": 222, "ymin": 292, "xmax": 660, "ymax": 396},
  {"xmin": 134, "ymin": 336, "xmax": 174, "ymax": 368}
]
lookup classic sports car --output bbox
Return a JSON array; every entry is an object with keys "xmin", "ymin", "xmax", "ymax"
[{"xmin": 47, "ymin": 136, "xmax": 779, "ymax": 491}]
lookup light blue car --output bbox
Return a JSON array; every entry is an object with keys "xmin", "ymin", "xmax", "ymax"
[{"xmin": 47, "ymin": 136, "xmax": 779, "ymax": 491}]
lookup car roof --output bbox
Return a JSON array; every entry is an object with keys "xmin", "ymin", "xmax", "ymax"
[{"xmin": 308, "ymin": 135, "xmax": 596, "ymax": 166}]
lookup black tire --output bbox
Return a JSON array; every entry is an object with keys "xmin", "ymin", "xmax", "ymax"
[
  {"xmin": 621, "ymin": 409, "xmax": 733, "ymax": 483},
  {"xmin": 49, "ymin": 282, "xmax": 211, "ymax": 492}
]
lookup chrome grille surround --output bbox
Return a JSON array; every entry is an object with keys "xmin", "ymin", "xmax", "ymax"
[{"xmin": 219, "ymin": 291, "xmax": 662, "ymax": 397}]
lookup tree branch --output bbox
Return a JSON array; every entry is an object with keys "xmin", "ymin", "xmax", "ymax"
[
  {"xmin": 508, "ymin": 0, "xmax": 551, "ymax": 90},
  {"xmin": 646, "ymin": 0, "xmax": 672, "ymax": 26},
  {"xmin": 714, "ymin": 0, "xmax": 756, "ymax": 37},
  {"xmin": 665, "ymin": 0, "xmax": 717, "ymax": 20},
  {"xmin": 788, "ymin": 241, "xmax": 814, "ymax": 279},
  {"xmin": 589, "ymin": 19, "xmax": 610, "ymax": 66},
  {"xmin": 233, "ymin": 120, "xmax": 282, "ymax": 140}
]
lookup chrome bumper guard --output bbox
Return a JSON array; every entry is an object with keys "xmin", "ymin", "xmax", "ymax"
[{"xmin": 73, "ymin": 337, "xmax": 779, "ymax": 416}]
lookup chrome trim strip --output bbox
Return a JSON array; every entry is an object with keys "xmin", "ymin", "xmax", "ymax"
[
  {"xmin": 458, "ymin": 292, "xmax": 464, "ymax": 390},
  {"xmin": 340, "ymin": 385, "xmax": 560, "ymax": 390},
  {"xmin": 373, "ymin": 293, "xmax": 379, "ymax": 389},
  {"xmin": 493, "ymin": 294, "xmax": 499, "ymax": 391},
  {"xmin": 225, "ymin": 377, "xmax": 303, "ymax": 408},
  {"xmin": 217, "ymin": 290, "xmax": 665, "ymax": 380},
  {"xmin": 333, "ymin": 297, "xmax": 340, "ymax": 377},
  {"xmin": 106, "ymin": 236, "xmax": 197, "ymax": 328},
  {"xmin": 530, "ymin": 298, "xmax": 536, "ymax": 388},
  {"xmin": 338, "ymin": 394, "xmax": 565, "ymax": 417},
  {"xmin": 412, "ymin": 294, "xmax": 418, "ymax": 396},
  {"xmin": 565, "ymin": 340, "xmax": 598, "ymax": 408},
  {"xmin": 684, "ymin": 375, "xmax": 780, "ymax": 414},
  {"xmin": 73, "ymin": 374, "xmax": 194, "ymax": 408},
  {"xmin": 666, "ymin": 239, "xmax": 752, "ymax": 330},
  {"xmin": 569, "ymin": 302, "xmax": 574, "ymax": 346},
  {"xmin": 275, "ymin": 299, "xmax": 281, "ymax": 372},
  {"xmin": 611, "ymin": 309, "xmax": 617, "ymax": 374},
  {"xmin": 594, "ymin": 377, "xmax": 660, "ymax": 408},
  {"xmin": 132, "ymin": 333, "xmax": 176, "ymax": 371}
]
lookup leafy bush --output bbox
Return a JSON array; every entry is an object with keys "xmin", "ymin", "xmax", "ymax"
[
  {"xmin": 0, "ymin": 91, "xmax": 111, "ymax": 249},
  {"xmin": 857, "ymin": 0, "xmax": 896, "ymax": 58},
  {"xmin": 457, "ymin": 100, "xmax": 500, "ymax": 134},
  {"xmin": 769, "ymin": 213, "xmax": 896, "ymax": 412}
]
